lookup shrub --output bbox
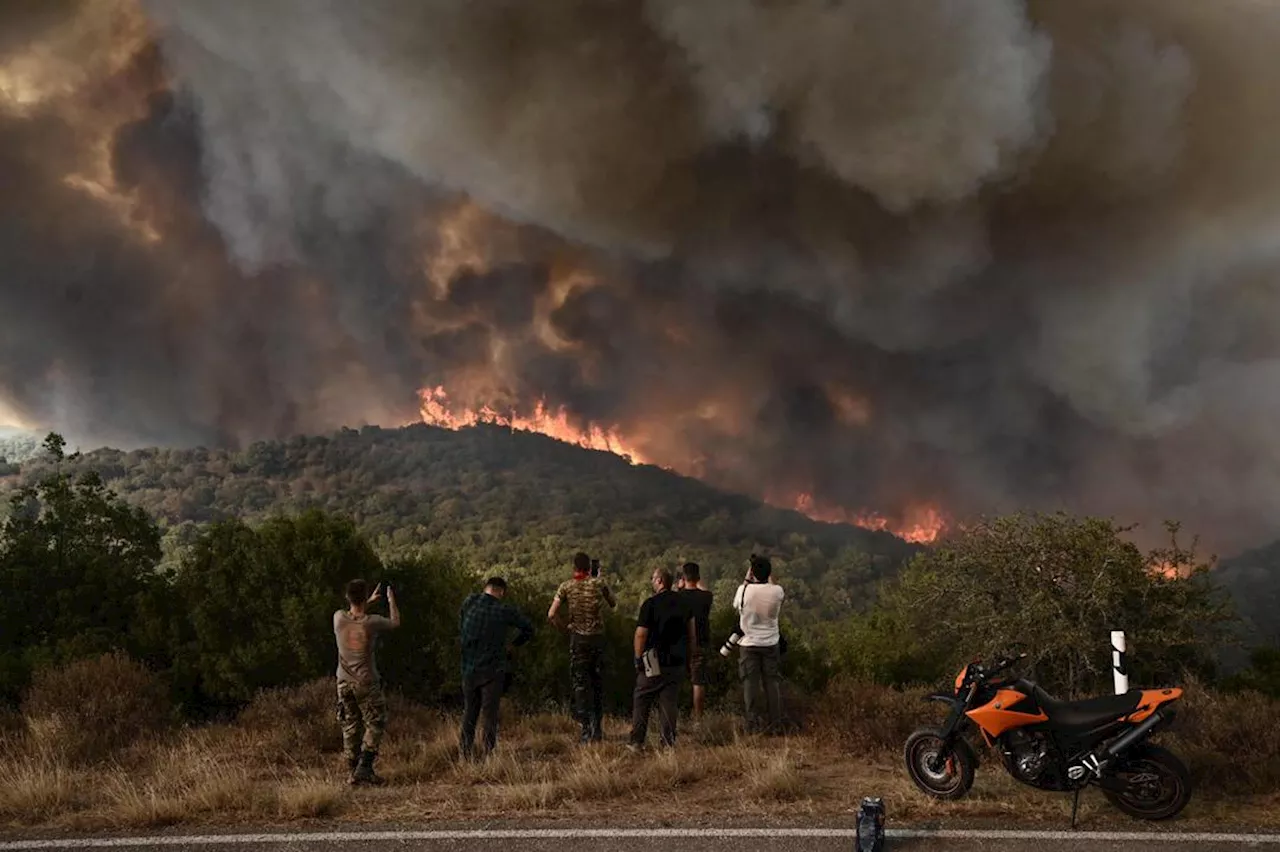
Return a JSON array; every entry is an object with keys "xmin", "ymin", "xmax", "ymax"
[
  {"xmin": 1170, "ymin": 680, "xmax": 1280, "ymax": 793},
  {"xmin": 237, "ymin": 678, "xmax": 340, "ymax": 761},
  {"xmin": 21, "ymin": 651, "xmax": 171, "ymax": 764},
  {"xmin": 810, "ymin": 678, "xmax": 935, "ymax": 752}
]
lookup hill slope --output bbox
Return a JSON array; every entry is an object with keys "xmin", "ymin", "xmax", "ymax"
[
  {"xmin": 1216, "ymin": 542, "xmax": 1280, "ymax": 646},
  {"xmin": 0, "ymin": 424, "xmax": 918, "ymax": 621}
]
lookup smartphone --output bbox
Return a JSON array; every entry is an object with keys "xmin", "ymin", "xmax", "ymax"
[{"xmin": 590, "ymin": 558, "xmax": 600, "ymax": 578}]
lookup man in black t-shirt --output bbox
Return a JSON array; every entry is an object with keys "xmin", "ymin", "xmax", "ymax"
[
  {"xmin": 628, "ymin": 566, "xmax": 698, "ymax": 750},
  {"xmin": 677, "ymin": 562, "xmax": 714, "ymax": 722}
]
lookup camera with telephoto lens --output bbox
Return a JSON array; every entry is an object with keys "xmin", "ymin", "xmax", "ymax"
[{"xmin": 719, "ymin": 626, "xmax": 745, "ymax": 658}]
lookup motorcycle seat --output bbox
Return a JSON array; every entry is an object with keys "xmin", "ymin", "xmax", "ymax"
[{"xmin": 1016, "ymin": 679, "xmax": 1142, "ymax": 729}]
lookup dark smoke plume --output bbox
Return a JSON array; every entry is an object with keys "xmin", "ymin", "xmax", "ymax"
[{"xmin": 5, "ymin": 0, "xmax": 1280, "ymax": 550}]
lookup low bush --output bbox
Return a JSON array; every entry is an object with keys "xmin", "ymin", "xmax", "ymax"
[
  {"xmin": 810, "ymin": 678, "xmax": 935, "ymax": 752},
  {"xmin": 20, "ymin": 652, "xmax": 171, "ymax": 764},
  {"xmin": 1170, "ymin": 681, "xmax": 1280, "ymax": 793},
  {"xmin": 237, "ymin": 678, "xmax": 340, "ymax": 761}
]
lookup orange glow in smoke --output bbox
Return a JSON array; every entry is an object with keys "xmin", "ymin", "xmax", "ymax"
[
  {"xmin": 420, "ymin": 386, "xmax": 948, "ymax": 543},
  {"xmin": 1, "ymin": 0, "xmax": 163, "ymax": 244}
]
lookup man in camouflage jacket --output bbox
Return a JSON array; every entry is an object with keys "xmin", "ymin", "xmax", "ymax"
[{"xmin": 548, "ymin": 552, "xmax": 616, "ymax": 743}]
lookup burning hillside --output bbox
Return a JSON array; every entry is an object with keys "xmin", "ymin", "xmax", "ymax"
[
  {"xmin": 419, "ymin": 386, "xmax": 945, "ymax": 542},
  {"xmin": 4, "ymin": 1, "xmax": 1280, "ymax": 552}
]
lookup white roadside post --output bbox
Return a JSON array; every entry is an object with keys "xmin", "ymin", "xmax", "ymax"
[{"xmin": 1111, "ymin": 630, "xmax": 1129, "ymax": 694}]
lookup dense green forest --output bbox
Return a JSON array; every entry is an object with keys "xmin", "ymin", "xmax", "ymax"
[
  {"xmin": 4, "ymin": 423, "xmax": 1280, "ymax": 647},
  {"xmin": 0, "ymin": 424, "xmax": 918, "ymax": 622}
]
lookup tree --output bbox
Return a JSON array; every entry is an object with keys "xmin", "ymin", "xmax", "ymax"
[
  {"xmin": 163, "ymin": 510, "xmax": 383, "ymax": 709},
  {"xmin": 878, "ymin": 513, "xmax": 1237, "ymax": 695},
  {"xmin": 0, "ymin": 433, "xmax": 162, "ymax": 703}
]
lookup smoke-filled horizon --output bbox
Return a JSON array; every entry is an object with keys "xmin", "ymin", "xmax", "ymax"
[{"xmin": 4, "ymin": 0, "xmax": 1280, "ymax": 551}]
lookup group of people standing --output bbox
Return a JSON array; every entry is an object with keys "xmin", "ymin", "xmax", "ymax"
[{"xmin": 330, "ymin": 553, "xmax": 785, "ymax": 786}]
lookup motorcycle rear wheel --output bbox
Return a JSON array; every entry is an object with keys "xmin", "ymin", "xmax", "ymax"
[
  {"xmin": 1101, "ymin": 744, "xmax": 1192, "ymax": 821},
  {"xmin": 904, "ymin": 727, "xmax": 975, "ymax": 800}
]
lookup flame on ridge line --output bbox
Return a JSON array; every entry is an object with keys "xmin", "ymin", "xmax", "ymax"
[{"xmin": 418, "ymin": 386, "xmax": 945, "ymax": 544}]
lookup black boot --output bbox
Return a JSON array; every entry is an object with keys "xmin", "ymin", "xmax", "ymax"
[
  {"xmin": 345, "ymin": 753, "xmax": 360, "ymax": 785},
  {"xmin": 353, "ymin": 749, "xmax": 386, "ymax": 786}
]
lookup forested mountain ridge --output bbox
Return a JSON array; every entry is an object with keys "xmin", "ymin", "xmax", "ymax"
[{"xmin": 0, "ymin": 423, "xmax": 918, "ymax": 621}]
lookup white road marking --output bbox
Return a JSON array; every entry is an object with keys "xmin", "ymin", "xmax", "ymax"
[{"xmin": 2, "ymin": 827, "xmax": 1279, "ymax": 849}]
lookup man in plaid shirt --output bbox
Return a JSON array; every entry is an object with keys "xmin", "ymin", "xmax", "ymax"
[{"xmin": 458, "ymin": 576, "xmax": 534, "ymax": 760}]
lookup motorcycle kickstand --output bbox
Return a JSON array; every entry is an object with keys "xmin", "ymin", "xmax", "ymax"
[{"xmin": 1070, "ymin": 788, "xmax": 1081, "ymax": 830}]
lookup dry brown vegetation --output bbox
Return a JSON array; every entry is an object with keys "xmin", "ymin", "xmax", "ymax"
[{"xmin": 2, "ymin": 660, "xmax": 1279, "ymax": 835}]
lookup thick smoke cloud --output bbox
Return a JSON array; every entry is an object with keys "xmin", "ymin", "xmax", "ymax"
[{"xmin": 6, "ymin": 0, "xmax": 1280, "ymax": 550}]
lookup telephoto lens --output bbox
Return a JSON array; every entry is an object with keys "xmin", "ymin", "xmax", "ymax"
[{"xmin": 719, "ymin": 628, "xmax": 745, "ymax": 658}]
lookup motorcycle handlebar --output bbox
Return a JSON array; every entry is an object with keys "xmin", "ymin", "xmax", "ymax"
[{"xmin": 986, "ymin": 651, "xmax": 1029, "ymax": 676}]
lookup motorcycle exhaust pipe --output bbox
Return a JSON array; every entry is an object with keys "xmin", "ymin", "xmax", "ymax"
[{"xmin": 1104, "ymin": 708, "xmax": 1170, "ymax": 758}]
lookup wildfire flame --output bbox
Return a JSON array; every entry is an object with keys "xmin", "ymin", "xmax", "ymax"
[
  {"xmin": 419, "ymin": 386, "xmax": 947, "ymax": 543},
  {"xmin": 786, "ymin": 493, "xmax": 945, "ymax": 544},
  {"xmin": 419, "ymin": 386, "xmax": 651, "ymax": 464}
]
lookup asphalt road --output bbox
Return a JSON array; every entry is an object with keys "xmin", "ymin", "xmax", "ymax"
[{"xmin": 3, "ymin": 827, "xmax": 1280, "ymax": 852}]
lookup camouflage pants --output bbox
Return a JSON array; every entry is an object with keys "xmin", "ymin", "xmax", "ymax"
[
  {"xmin": 569, "ymin": 633, "xmax": 605, "ymax": 726},
  {"xmin": 336, "ymin": 679, "xmax": 387, "ymax": 759}
]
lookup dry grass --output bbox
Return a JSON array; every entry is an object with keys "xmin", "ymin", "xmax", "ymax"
[{"xmin": 1, "ymin": 677, "xmax": 1278, "ymax": 834}]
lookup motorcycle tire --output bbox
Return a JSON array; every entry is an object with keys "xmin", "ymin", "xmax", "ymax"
[
  {"xmin": 904, "ymin": 726, "xmax": 975, "ymax": 800},
  {"xmin": 1101, "ymin": 744, "xmax": 1192, "ymax": 821}
]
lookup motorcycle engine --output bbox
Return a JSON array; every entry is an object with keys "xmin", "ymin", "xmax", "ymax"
[{"xmin": 1005, "ymin": 729, "xmax": 1050, "ymax": 783}]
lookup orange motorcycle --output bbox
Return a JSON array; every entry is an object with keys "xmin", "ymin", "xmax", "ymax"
[{"xmin": 904, "ymin": 651, "xmax": 1190, "ymax": 823}]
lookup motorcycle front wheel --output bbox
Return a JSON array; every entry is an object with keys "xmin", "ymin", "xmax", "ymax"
[
  {"xmin": 1101, "ymin": 744, "xmax": 1192, "ymax": 821},
  {"xmin": 904, "ymin": 727, "xmax": 975, "ymax": 800}
]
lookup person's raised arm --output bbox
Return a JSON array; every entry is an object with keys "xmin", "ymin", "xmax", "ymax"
[{"xmin": 386, "ymin": 585, "xmax": 401, "ymax": 628}]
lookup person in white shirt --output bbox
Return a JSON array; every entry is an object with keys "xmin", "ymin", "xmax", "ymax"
[{"xmin": 732, "ymin": 553, "xmax": 785, "ymax": 734}]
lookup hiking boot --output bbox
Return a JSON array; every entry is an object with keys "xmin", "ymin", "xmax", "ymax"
[
  {"xmin": 344, "ymin": 753, "xmax": 361, "ymax": 786},
  {"xmin": 589, "ymin": 713, "xmax": 604, "ymax": 743},
  {"xmin": 352, "ymin": 749, "xmax": 386, "ymax": 786}
]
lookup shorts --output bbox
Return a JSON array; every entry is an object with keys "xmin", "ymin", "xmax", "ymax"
[{"xmin": 689, "ymin": 649, "xmax": 709, "ymax": 686}]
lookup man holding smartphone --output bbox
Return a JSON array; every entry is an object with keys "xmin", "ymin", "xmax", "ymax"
[
  {"xmin": 334, "ymin": 578, "xmax": 400, "ymax": 785},
  {"xmin": 548, "ymin": 551, "xmax": 616, "ymax": 743}
]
